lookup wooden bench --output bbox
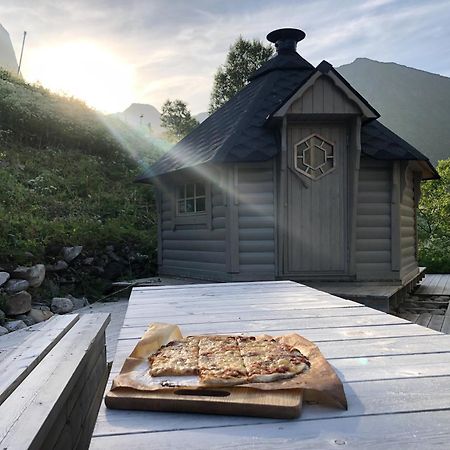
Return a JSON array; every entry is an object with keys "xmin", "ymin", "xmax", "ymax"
[{"xmin": 0, "ymin": 312, "xmax": 110, "ymax": 449}]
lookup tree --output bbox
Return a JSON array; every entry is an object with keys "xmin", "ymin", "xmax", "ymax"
[
  {"xmin": 160, "ymin": 99, "xmax": 199, "ymax": 142},
  {"xmin": 417, "ymin": 159, "xmax": 450, "ymax": 272},
  {"xmin": 209, "ymin": 37, "xmax": 274, "ymax": 113}
]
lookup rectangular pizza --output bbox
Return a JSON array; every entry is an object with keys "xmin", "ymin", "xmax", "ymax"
[{"xmin": 148, "ymin": 334, "xmax": 310, "ymax": 386}]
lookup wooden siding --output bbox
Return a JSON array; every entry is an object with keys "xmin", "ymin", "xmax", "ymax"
[
  {"xmin": 288, "ymin": 76, "xmax": 360, "ymax": 115},
  {"xmin": 356, "ymin": 157, "xmax": 393, "ymax": 278},
  {"xmin": 159, "ymin": 169, "xmax": 228, "ymax": 280},
  {"xmin": 400, "ymin": 165, "xmax": 418, "ymax": 278},
  {"xmin": 236, "ymin": 162, "xmax": 276, "ymax": 279}
]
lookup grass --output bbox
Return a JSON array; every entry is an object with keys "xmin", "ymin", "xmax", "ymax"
[{"xmin": 0, "ymin": 69, "xmax": 166, "ymax": 270}]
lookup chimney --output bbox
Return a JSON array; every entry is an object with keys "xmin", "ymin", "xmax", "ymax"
[{"xmin": 266, "ymin": 28, "xmax": 306, "ymax": 54}]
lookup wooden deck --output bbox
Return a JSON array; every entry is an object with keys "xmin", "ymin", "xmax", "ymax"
[
  {"xmin": 91, "ymin": 281, "xmax": 450, "ymax": 449},
  {"xmin": 306, "ymin": 267, "xmax": 425, "ymax": 312},
  {"xmin": 415, "ymin": 274, "xmax": 450, "ymax": 296},
  {"xmin": 400, "ymin": 310, "xmax": 450, "ymax": 334}
]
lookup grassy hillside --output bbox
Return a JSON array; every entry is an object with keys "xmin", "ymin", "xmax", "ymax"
[{"xmin": 0, "ymin": 69, "xmax": 166, "ymax": 268}]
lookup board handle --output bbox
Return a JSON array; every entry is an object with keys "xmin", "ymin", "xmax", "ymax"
[{"xmin": 174, "ymin": 389, "xmax": 231, "ymax": 397}]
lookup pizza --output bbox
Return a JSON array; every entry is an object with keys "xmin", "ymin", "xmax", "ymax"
[
  {"xmin": 148, "ymin": 335, "xmax": 310, "ymax": 386},
  {"xmin": 149, "ymin": 336, "xmax": 199, "ymax": 376}
]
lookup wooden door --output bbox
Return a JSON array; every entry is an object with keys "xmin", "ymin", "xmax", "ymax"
[{"xmin": 283, "ymin": 122, "xmax": 349, "ymax": 276}]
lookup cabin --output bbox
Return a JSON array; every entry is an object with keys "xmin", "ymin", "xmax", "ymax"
[{"xmin": 137, "ymin": 28, "xmax": 438, "ymax": 308}]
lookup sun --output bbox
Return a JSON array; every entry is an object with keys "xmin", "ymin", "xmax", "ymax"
[{"xmin": 24, "ymin": 41, "xmax": 135, "ymax": 113}]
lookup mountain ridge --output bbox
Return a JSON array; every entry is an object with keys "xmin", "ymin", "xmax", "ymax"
[{"xmin": 337, "ymin": 58, "xmax": 450, "ymax": 164}]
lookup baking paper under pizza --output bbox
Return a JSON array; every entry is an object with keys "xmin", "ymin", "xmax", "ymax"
[{"xmin": 110, "ymin": 323, "xmax": 347, "ymax": 409}]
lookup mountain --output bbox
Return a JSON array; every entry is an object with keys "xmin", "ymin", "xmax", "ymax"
[
  {"xmin": 118, "ymin": 103, "xmax": 163, "ymax": 134},
  {"xmin": 337, "ymin": 58, "xmax": 450, "ymax": 165},
  {"xmin": 0, "ymin": 24, "xmax": 18, "ymax": 73}
]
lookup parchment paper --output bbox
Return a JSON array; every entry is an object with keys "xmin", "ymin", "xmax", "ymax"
[{"xmin": 110, "ymin": 323, "xmax": 347, "ymax": 409}]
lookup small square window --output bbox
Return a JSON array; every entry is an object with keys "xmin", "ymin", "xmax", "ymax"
[
  {"xmin": 186, "ymin": 198, "xmax": 195, "ymax": 212},
  {"xmin": 176, "ymin": 182, "xmax": 207, "ymax": 215},
  {"xmin": 195, "ymin": 197, "xmax": 205, "ymax": 212}
]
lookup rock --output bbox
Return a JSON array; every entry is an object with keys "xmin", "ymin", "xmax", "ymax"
[
  {"xmin": 12, "ymin": 264, "xmax": 46, "ymax": 288},
  {"xmin": 14, "ymin": 313, "xmax": 36, "ymax": 326},
  {"xmin": 45, "ymin": 260, "xmax": 69, "ymax": 272},
  {"xmin": 0, "ymin": 271, "xmax": 10, "ymax": 287},
  {"xmin": 62, "ymin": 246, "xmax": 83, "ymax": 262},
  {"xmin": 5, "ymin": 291, "xmax": 32, "ymax": 315},
  {"xmin": 41, "ymin": 279, "xmax": 60, "ymax": 297},
  {"xmin": 67, "ymin": 294, "xmax": 89, "ymax": 310},
  {"xmin": 27, "ymin": 308, "xmax": 54, "ymax": 323},
  {"xmin": 51, "ymin": 297, "xmax": 74, "ymax": 314},
  {"xmin": 103, "ymin": 261, "xmax": 123, "ymax": 281},
  {"xmin": 0, "ymin": 326, "xmax": 8, "ymax": 336},
  {"xmin": 23, "ymin": 251, "xmax": 34, "ymax": 259},
  {"xmin": 0, "ymin": 309, "xmax": 5, "ymax": 325},
  {"xmin": 4, "ymin": 320, "xmax": 27, "ymax": 332},
  {"xmin": 4, "ymin": 279, "xmax": 30, "ymax": 294},
  {"xmin": 83, "ymin": 257, "xmax": 94, "ymax": 265}
]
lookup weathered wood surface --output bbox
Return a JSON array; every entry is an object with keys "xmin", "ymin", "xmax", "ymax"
[
  {"xmin": 415, "ymin": 274, "xmax": 450, "ymax": 296},
  {"xmin": 0, "ymin": 313, "xmax": 110, "ymax": 450},
  {"xmin": 0, "ymin": 314, "xmax": 79, "ymax": 406},
  {"xmin": 91, "ymin": 281, "xmax": 450, "ymax": 449}
]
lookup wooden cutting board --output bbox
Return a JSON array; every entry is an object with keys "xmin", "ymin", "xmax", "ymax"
[{"xmin": 105, "ymin": 387, "xmax": 303, "ymax": 419}]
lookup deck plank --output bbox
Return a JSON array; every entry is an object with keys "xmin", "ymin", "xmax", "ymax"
[{"xmin": 91, "ymin": 410, "xmax": 450, "ymax": 449}]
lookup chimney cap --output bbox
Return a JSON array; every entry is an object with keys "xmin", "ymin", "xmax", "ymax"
[{"xmin": 267, "ymin": 28, "xmax": 306, "ymax": 53}]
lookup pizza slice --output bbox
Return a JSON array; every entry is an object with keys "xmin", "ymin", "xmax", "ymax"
[
  {"xmin": 149, "ymin": 336, "xmax": 199, "ymax": 376},
  {"xmin": 198, "ymin": 336, "xmax": 248, "ymax": 386},
  {"xmin": 237, "ymin": 336, "xmax": 310, "ymax": 383}
]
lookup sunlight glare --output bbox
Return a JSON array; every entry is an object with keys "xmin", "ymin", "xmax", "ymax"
[{"xmin": 25, "ymin": 41, "xmax": 135, "ymax": 113}]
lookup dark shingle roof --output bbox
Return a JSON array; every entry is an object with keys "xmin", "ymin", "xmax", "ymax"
[
  {"xmin": 137, "ymin": 50, "xmax": 438, "ymax": 182},
  {"xmin": 361, "ymin": 120, "xmax": 439, "ymax": 179}
]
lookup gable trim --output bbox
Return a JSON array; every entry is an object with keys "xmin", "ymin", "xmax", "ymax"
[{"xmin": 272, "ymin": 70, "xmax": 379, "ymax": 120}]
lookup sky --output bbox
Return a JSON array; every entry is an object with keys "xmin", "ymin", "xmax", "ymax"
[{"xmin": 1, "ymin": 0, "xmax": 449, "ymax": 114}]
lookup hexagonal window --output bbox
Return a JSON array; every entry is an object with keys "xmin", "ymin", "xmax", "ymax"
[{"xmin": 294, "ymin": 134, "xmax": 335, "ymax": 180}]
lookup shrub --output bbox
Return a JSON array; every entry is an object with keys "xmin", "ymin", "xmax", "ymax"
[{"xmin": 418, "ymin": 159, "xmax": 450, "ymax": 273}]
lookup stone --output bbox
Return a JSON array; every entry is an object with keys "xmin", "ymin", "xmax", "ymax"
[
  {"xmin": 83, "ymin": 257, "xmax": 94, "ymax": 265},
  {"xmin": 4, "ymin": 320, "xmax": 27, "ymax": 332},
  {"xmin": 5, "ymin": 291, "xmax": 32, "ymax": 315},
  {"xmin": 67, "ymin": 294, "xmax": 88, "ymax": 310},
  {"xmin": 14, "ymin": 313, "xmax": 36, "ymax": 326},
  {"xmin": 51, "ymin": 297, "xmax": 74, "ymax": 314},
  {"xmin": 0, "ymin": 271, "xmax": 10, "ymax": 287},
  {"xmin": 12, "ymin": 264, "xmax": 46, "ymax": 288},
  {"xmin": 45, "ymin": 260, "xmax": 69, "ymax": 272},
  {"xmin": 0, "ymin": 309, "xmax": 5, "ymax": 325},
  {"xmin": 103, "ymin": 261, "xmax": 123, "ymax": 280},
  {"xmin": 0, "ymin": 326, "xmax": 8, "ymax": 336},
  {"xmin": 27, "ymin": 308, "xmax": 54, "ymax": 323},
  {"xmin": 4, "ymin": 279, "xmax": 30, "ymax": 294},
  {"xmin": 62, "ymin": 246, "xmax": 83, "ymax": 262}
]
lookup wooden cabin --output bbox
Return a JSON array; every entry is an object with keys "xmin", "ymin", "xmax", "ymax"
[{"xmin": 137, "ymin": 28, "xmax": 438, "ymax": 301}]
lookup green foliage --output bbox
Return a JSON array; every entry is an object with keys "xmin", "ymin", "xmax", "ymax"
[
  {"xmin": 418, "ymin": 159, "xmax": 450, "ymax": 273},
  {"xmin": 160, "ymin": 99, "xmax": 199, "ymax": 142},
  {"xmin": 209, "ymin": 37, "xmax": 274, "ymax": 113},
  {"xmin": 0, "ymin": 70, "xmax": 164, "ymax": 269}
]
